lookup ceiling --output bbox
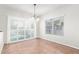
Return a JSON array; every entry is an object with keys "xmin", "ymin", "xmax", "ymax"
[{"xmin": 0, "ymin": 4, "xmax": 66, "ymax": 17}]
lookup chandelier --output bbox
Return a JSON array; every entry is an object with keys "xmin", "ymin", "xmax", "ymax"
[{"xmin": 33, "ymin": 4, "xmax": 39, "ymax": 21}]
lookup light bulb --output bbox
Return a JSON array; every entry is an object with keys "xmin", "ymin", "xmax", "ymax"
[{"xmin": 36, "ymin": 18, "xmax": 40, "ymax": 22}]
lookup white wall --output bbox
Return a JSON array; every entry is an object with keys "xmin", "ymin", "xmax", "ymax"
[{"xmin": 39, "ymin": 5, "xmax": 79, "ymax": 49}]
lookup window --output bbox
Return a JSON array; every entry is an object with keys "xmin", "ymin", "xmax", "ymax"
[
  {"xmin": 45, "ymin": 16, "xmax": 64, "ymax": 36},
  {"xmin": 45, "ymin": 19, "xmax": 53, "ymax": 34},
  {"xmin": 8, "ymin": 16, "xmax": 36, "ymax": 42}
]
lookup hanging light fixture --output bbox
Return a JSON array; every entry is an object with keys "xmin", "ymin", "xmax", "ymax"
[
  {"xmin": 33, "ymin": 4, "xmax": 40, "ymax": 22},
  {"xmin": 34, "ymin": 4, "xmax": 36, "ymax": 19}
]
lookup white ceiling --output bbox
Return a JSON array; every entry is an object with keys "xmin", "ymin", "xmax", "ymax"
[{"xmin": 0, "ymin": 4, "xmax": 66, "ymax": 16}]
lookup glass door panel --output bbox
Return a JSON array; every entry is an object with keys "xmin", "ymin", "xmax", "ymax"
[
  {"xmin": 10, "ymin": 30, "xmax": 18, "ymax": 41},
  {"xmin": 17, "ymin": 30, "xmax": 24, "ymax": 40},
  {"xmin": 25, "ymin": 30, "xmax": 31, "ymax": 38},
  {"xmin": 9, "ymin": 16, "xmax": 36, "ymax": 42}
]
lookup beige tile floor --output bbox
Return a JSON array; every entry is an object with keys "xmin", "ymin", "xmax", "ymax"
[{"xmin": 2, "ymin": 38, "xmax": 79, "ymax": 54}]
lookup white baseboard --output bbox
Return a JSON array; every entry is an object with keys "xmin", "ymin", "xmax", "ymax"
[{"xmin": 40, "ymin": 36, "xmax": 79, "ymax": 50}]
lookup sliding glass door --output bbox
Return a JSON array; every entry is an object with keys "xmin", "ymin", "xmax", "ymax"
[{"xmin": 8, "ymin": 16, "xmax": 36, "ymax": 43}]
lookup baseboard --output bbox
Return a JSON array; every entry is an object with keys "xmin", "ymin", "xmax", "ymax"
[
  {"xmin": 4, "ymin": 36, "xmax": 79, "ymax": 50},
  {"xmin": 39, "ymin": 36, "xmax": 79, "ymax": 50}
]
